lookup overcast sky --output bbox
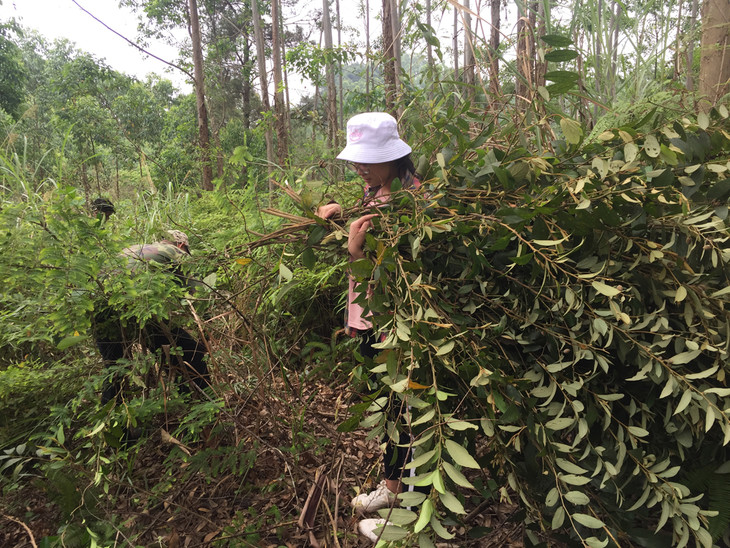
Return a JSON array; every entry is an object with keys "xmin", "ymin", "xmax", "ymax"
[{"xmin": 0, "ymin": 0, "xmax": 192, "ymax": 91}]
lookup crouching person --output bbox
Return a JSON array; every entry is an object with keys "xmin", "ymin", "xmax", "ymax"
[{"xmin": 93, "ymin": 229, "xmax": 211, "ymax": 405}]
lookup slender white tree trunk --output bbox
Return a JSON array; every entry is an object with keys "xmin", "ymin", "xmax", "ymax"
[{"xmin": 251, "ymin": 0, "xmax": 275, "ymax": 186}]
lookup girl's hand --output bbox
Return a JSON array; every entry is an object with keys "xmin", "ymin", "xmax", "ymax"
[
  {"xmin": 348, "ymin": 213, "xmax": 378, "ymax": 259},
  {"xmin": 315, "ymin": 202, "xmax": 342, "ymax": 219}
]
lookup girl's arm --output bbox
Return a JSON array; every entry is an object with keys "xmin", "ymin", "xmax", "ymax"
[
  {"xmin": 315, "ymin": 202, "xmax": 342, "ymax": 219},
  {"xmin": 348, "ymin": 214, "xmax": 378, "ymax": 259}
]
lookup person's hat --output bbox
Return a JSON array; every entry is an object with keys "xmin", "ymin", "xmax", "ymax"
[
  {"xmin": 167, "ymin": 230, "xmax": 189, "ymax": 248},
  {"xmin": 336, "ymin": 112, "xmax": 412, "ymax": 164},
  {"xmin": 91, "ymin": 197, "xmax": 115, "ymax": 214}
]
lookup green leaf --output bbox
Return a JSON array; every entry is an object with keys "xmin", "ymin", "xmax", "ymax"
[
  {"xmin": 552, "ymin": 506, "xmax": 566, "ymax": 529},
  {"xmin": 541, "ymin": 35, "xmax": 574, "ymax": 47},
  {"xmin": 545, "ymin": 487, "xmax": 559, "ymax": 507},
  {"xmin": 440, "ymin": 490, "xmax": 466, "ymax": 514},
  {"xmin": 572, "ymin": 513, "xmax": 605, "ymax": 529},
  {"xmin": 413, "ymin": 498, "xmax": 434, "ymax": 533},
  {"xmin": 397, "ymin": 491, "xmax": 428, "ymax": 507},
  {"xmin": 643, "ymin": 135, "xmax": 661, "ymax": 158},
  {"xmin": 556, "ymin": 458, "xmax": 588, "ymax": 475},
  {"xmin": 561, "ymin": 118, "xmax": 583, "ymax": 145},
  {"xmin": 564, "ymin": 491, "xmax": 590, "ymax": 505},
  {"xmin": 545, "ymin": 417, "xmax": 575, "ymax": 431},
  {"xmin": 376, "ymin": 508, "xmax": 417, "ymax": 526},
  {"xmin": 545, "ymin": 70, "xmax": 580, "ymax": 83},
  {"xmin": 436, "ymin": 340, "xmax": 455, "ymax": 356},
  {"xmin": 377, "ymin": 523, "xmax": 409, "ymax": 541},
  {"xmin": 545, "ymin": 49, "xmax": 579, "ymax": 62},
  {"xmin": 698, "ymin": 112, "xmax": 710, "ymax": 130},
  {"xmin": 627, "ymin": 426, "xmax": 649, "ymax": 437},
  {"xmin": 585, "ymin": 537, "xmax": 609, "ymax": 548},
  {"xmin": 444, "ymin": 440, "xmax": 480, "ymax": 469},
  {"xmin": 57, "ymin": 335, "xmax": 86, "ymax": 350},
  {"xmin": 431, "ymin": 514, "xmax": 455, "ymax": 539},
  {"xmin": 592, "ymin": 281, "xmax": 621, "ymax": 297},
  {"xmin": 686, "ymin": 365, "xmax": 719, "ymax": 380},
  {"xmin": 560, "ymin": 474, "xmax": 592, "ymax": 486},
  {"xmin": 674, "ymin": 390, "xmax": 693, "ymax": 416},
  {"xmin": 445, "ymin": 419, "xmax": 478, "ymax": 431},
  {"xmin": 404, "ymin": 448, "xmax": 437, "ymax": 470},
  {"xmin": 278, "ymin": 263, "xmax": 293, "ymax": 282},
  {"xmin": 668, "ymin": 349, "xmax": 701, "ymax": 365},
  {"xmin": 432, "ymin": 468, "xmax": 446, "ymax": 493},
  {"xmin": 301, "ymin": 247, "xmax": 316, "ymax": 269},
  {"xmin": 442, "ymin": 461, "xmax": 476, "ymax": 489}
]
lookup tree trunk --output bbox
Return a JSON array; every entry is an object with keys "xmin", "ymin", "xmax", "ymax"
[
  {"xmin": 189, "ymin": 0, "xmax": 214, "ymax": 191},
  {"xmin": 271, "ymin": 0, "xmax": 288, "ymax": 166},
  {"xmin": 426, "ymin": 0, "xmax": 434, "ymax": 73},
  {"xmin": 337, "ymin": 0, "xmax": 344, "ymax": 130},
  {"xmin": 278, "ymin": 5, "xmax": 291, "ymax": 137},
  {"xmin": 453, "ymin": 5, "xmax": 459, "ymax": 81},
  {"xmin": 366, "ymin": 0, "xmax": 371, "ymax": 107},
  {"xmin": 611, "ymin": 0, "xmax": 620, "ymax": 98},
  {"xmin": 489, "ymin": 0, "xmax": 501, "ymax": 98},
  {"xmin": 322, "ymin": 0, "xmax": 338, "ymax": 151},
  {"xmin": 242, "ymin": 50, "xmax": 252, "ymax": 129},
  {"xmin": 383, "ymin": 0, "xmax": 398, "ymax": 113},
  {"xmin": 699, "ymin": 0, "xmax": 730, "ymax": 107},
  {"xmin": 594, "ymin": 0, "xmax": 603, "ymax": 120},
  {"xmin": 515, "ymin": 3, "xmax": 534, "ymax": 111},
  {"xmin": 390, "ymin": 0, "xmax": 402, "ymax": 95},
  {"xmin": 251, "ymin": 0, "xmax": 275, "ymax": 186},
  {"xmin": 534, "ymin": 0, "xmax": 546, "ymax": 90},
  {"xmin": 687, "ymin": 0, "xmax": 700, "ymax": 90},
  {"xmin": 464, "ymin": 0, "xmax": 475, "ymax": 97}
]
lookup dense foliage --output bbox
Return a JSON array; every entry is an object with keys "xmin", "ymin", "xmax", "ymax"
[
  {"xmin": 294, "ymin": 103, "xmax": 730, "ymax": 546},
  {"xmin": 1, "ymin": 0, "xmax": 730, "ymax": 545}
]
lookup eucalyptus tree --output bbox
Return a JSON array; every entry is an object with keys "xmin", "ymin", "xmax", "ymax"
[
  {"xmin": 382, "ymin": 0, "xmax": 400, "ymax": 113},
  {"xmin": 685, "ymin": 0, "xmax": 700, "ymax": 90},
  {"xmin": 322, "ymin": 0, "xmax": 339, "ymax": 150},
  {"xmin": 463, "ymin": 0, "xmax": 475, "ymax": 97},
  {"xmin": 189, "ymin": 0, "xmax": 215, "ymax": 190},
  {"xmin": 515, "ymin": 0, "xmax": 537, "ymax": 112},
  {"xmin": 250, "ymin": 0, "xmax": 276, "ymax": 183},
  {"xmin": 698, "ymin": 0, "xmax": 730, "ymax": 107},
  {"xmin": 271, "ymin": 0, "xmax": 289, "ymax": 166},
  {"xmin": 0, "ymin": 23, "xmax": 26, "ymax": 120},
  {"xmin": 121, "ymin": 0, "xmax": 215, "ymax": 191},
  {"xmin": 111, "ymin": 79, "xmax": 172, "ymax": 180},
  {"xmin": 3, "ymin": 34, "xmax": 72, "ymax": 182},
  {"xmin": 47, "ymin": 53, "xmax": 125, "ymax": 194},
  {"xmin": 488, "ymin": 0, "xmax": 501, "ymax": 97}
]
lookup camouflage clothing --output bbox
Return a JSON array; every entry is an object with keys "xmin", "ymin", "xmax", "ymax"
[
  {"xmin": 123, "ymin": 240, "xmax": 188, "ymax": 265},
  {"xmin": 94, "ymin": 238, "xmax": 209, "ymax": 404}
]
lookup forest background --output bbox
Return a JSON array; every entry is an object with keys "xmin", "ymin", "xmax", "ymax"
[{"xmin": 2, "ymin": 0, "xmax": 730, "ymax": 546}]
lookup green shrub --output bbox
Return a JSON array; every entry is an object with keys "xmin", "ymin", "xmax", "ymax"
[{"xmin": 294, "ymin": 104, "xmax": 730, "ymax": 546}]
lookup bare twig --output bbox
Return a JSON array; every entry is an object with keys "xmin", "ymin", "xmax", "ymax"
[{"xmin": 1, "ymin": 513, "xmax": 38, "ymax": 548}]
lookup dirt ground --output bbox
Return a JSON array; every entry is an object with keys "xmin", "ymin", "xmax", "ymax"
[{"xmin": 0, "ymin": 375, "xmax": 527, "ymax": 547}]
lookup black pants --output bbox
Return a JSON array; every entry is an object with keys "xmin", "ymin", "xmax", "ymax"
[
  {"xmin": 94, "ymin": 308, "xmax": 210, "ymax": 404},
  {"xmin": 358, "ymin": 330, "xmax": 411, "ymax": 482}
]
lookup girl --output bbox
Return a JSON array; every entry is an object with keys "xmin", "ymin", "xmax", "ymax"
[{"xmin": 318, "ymin": 112, "xmax": 419, "ymax": 542}]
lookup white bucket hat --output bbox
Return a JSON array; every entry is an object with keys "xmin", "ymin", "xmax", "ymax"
[{"xmin": 336, "ymin": 112, "xmax": 412, "ymax": 163}]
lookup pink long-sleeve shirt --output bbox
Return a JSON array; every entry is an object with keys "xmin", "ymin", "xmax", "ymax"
[{"xmin": 346, "ymin": 180, "xmax": 420, "ymax": 331}]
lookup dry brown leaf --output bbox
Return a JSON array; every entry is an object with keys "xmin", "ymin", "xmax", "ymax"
[{"xmin": 203, "ymin": 530, "xmax": 220, "ymax": 543}]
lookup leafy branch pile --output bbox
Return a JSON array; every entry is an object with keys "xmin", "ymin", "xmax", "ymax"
[{"xmin": 316, "ymin": 105, "xmax": 730, "ymax": 546}]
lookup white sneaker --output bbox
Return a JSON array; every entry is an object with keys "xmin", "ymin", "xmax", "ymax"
[
  {"xmin": 358, "ymin": 518, "xmax": 388, "ymax": 542},
  {"xmin": 351, "ymin": 480, "xmax": 396, "ymax": 515}
]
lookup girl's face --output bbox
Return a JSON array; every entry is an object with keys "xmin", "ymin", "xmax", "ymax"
[{"xmin": 351, "ymin": 161, "xmax": 398, "ymax": 189}]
